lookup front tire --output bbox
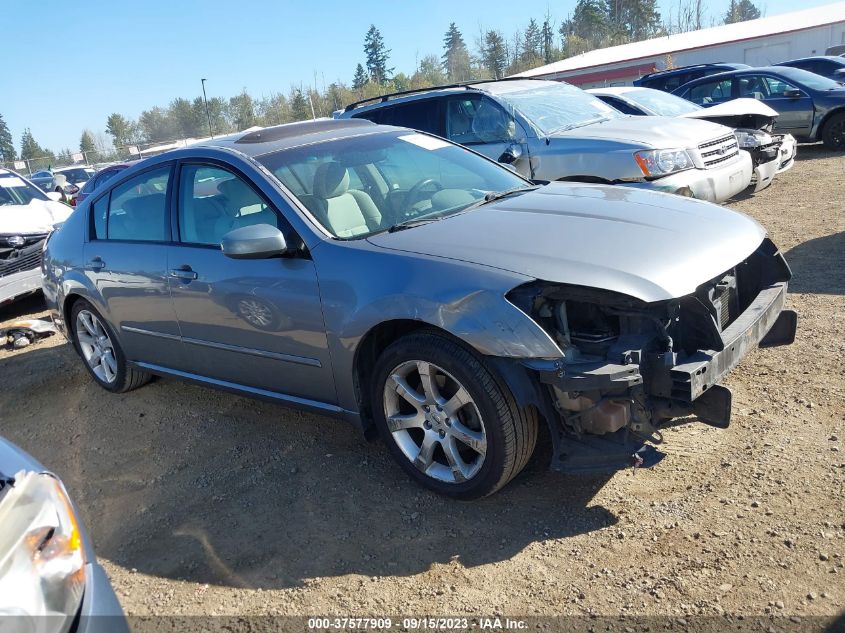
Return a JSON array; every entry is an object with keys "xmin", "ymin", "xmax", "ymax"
[
  {"xmin": 821, "ymin": 113, "xmax": 845, "ymax": 149},
  {"xmin": 371, "ymin": 331, "xmax": 537, "ymax": 499},
  {"xmin": 70, "ymin": 299, "xmax": 151, "ymax": 393}
]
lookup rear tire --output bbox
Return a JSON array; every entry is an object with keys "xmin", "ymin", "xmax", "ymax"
[
  {"xmin": 821, "ymin": 113, "xmax": 845, "ymax": 149},
  {"xmin": 70, "ymin": 299, "xmax": 151, "ymax": 393},
  {"xmin": 371, "ymin": 331, "xmax": 537, "ymax": 499}
]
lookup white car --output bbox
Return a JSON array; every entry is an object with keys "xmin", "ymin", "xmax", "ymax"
[
  {"xmin": 0, "ymin": 169, "xmax": 71, "ymax": 306},
  {"xmin": 28, "ymin": 166, "xmax": 96, "ymax": 204},
  {"xmin": 589, "ymin": 87, "xmax": 797, "ymax": 193}
]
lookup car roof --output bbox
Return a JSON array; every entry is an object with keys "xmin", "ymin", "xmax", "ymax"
[
  {"xmin": 587, "ymin": 86, "xmax": 644, "ymax": 96},
  {"xmin": 55, "ymin": 165, "xmax": 94, "ymax": 172},
  {"xmin": 675, "ymin": 66, "xmax": 797, "ymax": 88},
  {"xmin": 194, "ymin": 118, "xmax": 395, "ymax": 157},
  {"xmin": 341, "ymin": 78, "xmax": 557, "ymax": 115},
  {"xmin": 639, "ymin": 63, "xmax": 748, "ymax": 80},
  {"xmin": 778, "ymin": 55, "xmax": 845, "ymax": 64}
]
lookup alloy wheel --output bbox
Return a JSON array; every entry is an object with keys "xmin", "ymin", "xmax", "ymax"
[
  {"xmin": 382, "ymin": 360, "xmax": 487, "ymax": 483},
  {"xmin": 76, "ymin": 310, "xmax": 118, "ymax": 384}
]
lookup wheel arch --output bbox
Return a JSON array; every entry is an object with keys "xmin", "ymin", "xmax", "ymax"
[{"xmin": 817, "ymin": 107, "xmax": 845, "ymax": 141}]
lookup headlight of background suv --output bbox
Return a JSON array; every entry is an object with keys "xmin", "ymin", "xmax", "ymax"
[
  {"xmin": 0, "ymin": 471, "xmax": 86, "ymax": 633},
  {"xmin": 634, "ymin": 148, "xmax": 694, "ymax": 178}
]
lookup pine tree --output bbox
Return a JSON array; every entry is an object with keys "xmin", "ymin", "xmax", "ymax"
[
  {"xmin": 522, "ymin": 19, "xmax": 543, "ymax": 62},
  {"xmin": 364, "ymin": 25, "xmax": 393, "ymax": 84},
  {"xmin": 482, "ymin": 31, "xmax": 509, "ymax": 79},
  {"xmin": 724, "ymin": 0, "xmax": 761, "ymax": 24},
  {"xmin": 80, "ymin": 130, "xmax": 98, "ymax": 162},
  {"xmin": 442, "ymin": 23, "xmax": 471, "ymax": 82},
  {"xmin": 290, "ymin": 88, "xmax": 311, "ymax": 121},
  {"xmin": 20, "ymin": 128, "xmax": 44, "ymax": 161},
  {"xmin": 106, "ymin": 113, "xmax": 133, "ymax": 148},
  {"xmin": 352, "ymin": 63, "xmax": 368, "ymax": 90},
  {"xmin": 0, "ymin": 113, "xmax": 15, "ymax": 163},
  {"xmin": 228, "ymin": 90, "xmax": 255, "ymax": 131},
  {"xmin": 541, "ymin": 16, "xmax": 556, "ymax": 64}
]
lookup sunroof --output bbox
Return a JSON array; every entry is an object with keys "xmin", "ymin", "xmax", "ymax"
[{"xmin": 235, "ymin": 119, "xmax": 375, "ymax": 144}]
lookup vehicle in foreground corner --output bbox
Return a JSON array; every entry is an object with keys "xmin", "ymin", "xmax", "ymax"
[
  {"xmin": 29, "ymin": 167, "xmax": 96, "ymax": 204},
  {"xmin": 1, "ymin": 169, "xmax": 71, "ymax": 306},
  {"xmin": 42, "ymin": 119, "xmax": 796, "ymax": 499},
  {"xmin": 673, "ymin": 66, "xmax": 845, "ymax": 149},
  {"xmin": 336, "ymin": 78, "xmax": 753, "ymax": 203},
  {"xmin": 0, "ymin": 435, "xmax": 128, "ymax": 633},
  {"xmin": 588, "ymin": 87, "xmax": 797, "ymax": 191}
]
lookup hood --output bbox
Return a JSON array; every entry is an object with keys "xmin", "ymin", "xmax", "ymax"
[
  {"xmin": 681, "ymin": 98, "xmax": 778, "ymax": 131},
  {"xmin": 555, "ymin": 115, "xmax": 732, "ymax": 147},
  {"xmin": 0, "ymin": 199, "xmax": 72, "ymax": 235},
  {"xmin": 367, "ymin": 183, "xmax": 766, "ymax": 303}
]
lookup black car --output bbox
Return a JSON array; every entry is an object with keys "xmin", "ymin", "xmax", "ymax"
[
  {"xmin": 633, "ymin": 63, "xmax": 750, "ymax": 93},
  {"xmin": 673, "ymin": 66, "xmax": 845, "ymax": 148},
  {"xmin": 775, "ymin": 56, "xmax": 845, "ymax": 82}
]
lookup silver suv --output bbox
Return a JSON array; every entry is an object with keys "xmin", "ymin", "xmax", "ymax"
[{"xmin": 336, "ymin": 79, "xmax": 753, "ymax": 203}]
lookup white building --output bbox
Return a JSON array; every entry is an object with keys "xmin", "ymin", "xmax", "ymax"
[{"xmin": 516, "ymin": 2, "xmax": 845, "ymax": 88}]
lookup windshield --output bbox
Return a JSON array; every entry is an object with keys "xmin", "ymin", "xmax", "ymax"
[
  {"xmin": 0, "ymin": 174, "xmax": 49, "ymax": 206},
  {"xmin": 258, "ymin": 130, "xmax": 529, "ymax": 239},
  {"xmin": 493, "ymin": 82, "xmax": 622, "ymax": 134},
  {"xmin": 776, "ymin": 67, "xmax": 843, "ymax": 90},
  {"xmin": 626, "ymin": 89, "xmax": 702, "ymax": 116},
  {"xmin": 58, "ymin": 167, "xmax": 95, "ymax": 184}
]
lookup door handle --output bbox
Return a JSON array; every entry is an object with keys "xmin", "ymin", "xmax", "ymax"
[
  {"xmin": 169, "ymin": 266, "xmax": 198, "ymax": 281},
  {"xmin": 87, "ymin": 257, "xmax": 106, "ymax": 271}
]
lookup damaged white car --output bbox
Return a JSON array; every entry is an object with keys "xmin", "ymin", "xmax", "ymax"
[
  {"xmin": 0, "ymin": 169, "xmax": 71, "ymax": 306},
  {"xmin": 590, "ymin": 87, "xmax": 797, "ymax": 193}
]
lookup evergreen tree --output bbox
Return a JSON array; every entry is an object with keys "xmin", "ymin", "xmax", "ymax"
[
  {"xmin": 417, "ymin": 54, "xmax": 447, "ymax": 86},
  {"xmin": 541, "ymin": 16, "xmax": 556, "ymax": 63},
  {"xmin": 352, "ymin": 63, "xmax": 368, "ymax": 90},
  {"xmin": 106, "ymin": 113, "xmax": 133, "ymax": 148},
  {"xmin": 724, "ymin": 0, "xmax": 761, "ymax": 23},
  {"xmin": 482, "ymin": 31, "xmax": 509, "ymax": 79},
  {"xmin": 20, "ymin": 128, "xmax": 45, "ymax": 161},
  {"xmin": 228, "ymin": 90, "xmax": 256, "ymax": 131},
  {"xmin": 560, "ymin": 0, "xmax": 608, "ymax": 54},
  {"xmin": 364, "ymin": 25, "xmax": 393, "ymax": 84},
  {"xmin": 522, "ymin": 19, "xmax": 543, "ymax": 62},
  {"xmin": 442, "ymin": 23, "xmax": 471, "ymax": 81},
  {"xmin": 0, "ymin": 114, "xmax": 15, "ymax": 163},
  {"xmin": 290, "ymin": 88, "xmax": 311, "ymax": 121},
  {"xmin": 80, "ymin": 130, "xmax": 96, "ymax": 154}
]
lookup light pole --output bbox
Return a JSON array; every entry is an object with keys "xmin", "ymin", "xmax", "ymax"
[{"xmin": 201, "ymin": 78, "xmax": 214, "ymax": 139}]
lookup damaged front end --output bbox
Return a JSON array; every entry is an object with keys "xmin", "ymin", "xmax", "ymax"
[{"xmin": 507, "ymin": 238, "xmax": 797, "ymax": 474}]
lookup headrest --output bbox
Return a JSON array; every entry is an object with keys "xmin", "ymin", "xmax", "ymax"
[
  {"xmin": 313, "ymin": 162, "xmax": 349, "ymax": 199},
  {"xmin": 218, "ymin": 177, "xmax": 255, "ymax": 208}
]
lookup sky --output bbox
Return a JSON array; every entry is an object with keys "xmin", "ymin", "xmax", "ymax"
[{"xmin": 0, "ymin": 0, "xmax": 836, "ymax": 153}]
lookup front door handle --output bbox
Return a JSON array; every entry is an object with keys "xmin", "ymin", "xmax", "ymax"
[
  {"xmin": 169, "ymin": 266, "xmax": 198, "ymax": 281},
  {"xmin": 87, "ymin": 257, "xmax": 106, "ymax": 271}
]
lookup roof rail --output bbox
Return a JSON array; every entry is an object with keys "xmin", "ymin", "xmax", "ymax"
[{"xmin": 342, "ymin": 76, "xmax": 547, "ymax": 112}]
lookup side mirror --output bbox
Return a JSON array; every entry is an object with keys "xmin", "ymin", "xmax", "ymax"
[
  {"xmin": 45, "ymin": 191, "xmax": 62, "ymax": 202},
  {"xmin": 498, "ymin": 143, "xmax": 523, "ymax": 165},
  {"xmin": 221, "ymin": 224, "xmax": 288, "ymax": 259},
  {"xmin": 783, "ymin": 89, "xmax": 802, "ymax": 98}
]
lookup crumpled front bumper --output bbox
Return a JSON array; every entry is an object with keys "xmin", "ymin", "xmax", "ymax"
[
  {"xmin": 777, "ymin": 134, "xmax": 797, "ymax": 173},
  {"xmin": 627, "ymin": 151, "xmax": 753, "ymax": 203},
  {"xmin": 0, "ymin": 266, "xmax": 41, "ymax": 306}
]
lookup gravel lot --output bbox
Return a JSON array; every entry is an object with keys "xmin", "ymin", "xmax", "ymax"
[{"xmin": 1, "ymin": 146, "xmax": 843, "ymax": 625}]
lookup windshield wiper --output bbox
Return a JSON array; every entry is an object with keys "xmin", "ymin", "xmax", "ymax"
[
  {"xmin": 462, "ymin": 185, "xmax": 540, "ymax": 211},
  {"xmin": 387, "ymin": 215, "xmax": 447, "ymax": 233}
]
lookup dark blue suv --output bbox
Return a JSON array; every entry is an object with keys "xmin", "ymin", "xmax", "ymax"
[
  {"xmin": 634, "ymin": 63, "xmax": 750, "ymax": 93},
  {"xmin": 673, "ymin": 66, "xmax": 845, "ymax": 149},
  {"xmin": 775, "ymin": 56, "xmax": 845, "ymax": 82}
]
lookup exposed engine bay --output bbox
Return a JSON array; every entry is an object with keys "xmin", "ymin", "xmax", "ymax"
[{"xmin": 508, "ymin": 238, "xmax": 797, "ymax": 473}]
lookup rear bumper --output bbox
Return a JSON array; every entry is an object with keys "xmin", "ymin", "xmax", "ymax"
[
  {"xmin": 628, "ymin": 151, "xmax": 753, "ymax": 203},
  {"xmin": 0, "ymin": 266, "xmax": 41, "ymax": 306}
]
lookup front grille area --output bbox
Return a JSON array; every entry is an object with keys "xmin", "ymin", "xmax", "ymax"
[
  {"xmin": 699, "ymin": 134, "xmax": 740, "ymax": 168},
  {"xmin": 0, "ymin": 238, "xmax": 46, "ymax": 278}
]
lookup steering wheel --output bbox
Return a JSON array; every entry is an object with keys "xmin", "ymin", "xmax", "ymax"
[{"xmin": 404, "ymin": 178, "xmax": 443, "ymax": 210}]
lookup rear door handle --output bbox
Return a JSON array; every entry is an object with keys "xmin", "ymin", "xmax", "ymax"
[
  {"xmin": 169, "ymin": 266, "xmax": 198, "ymax": 281},
  {"xmin": 87, "ymin": 257, "xmax": 106, "ymax": 271}
]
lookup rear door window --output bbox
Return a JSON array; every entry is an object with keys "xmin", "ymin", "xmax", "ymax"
[
  {"xmin": 353, "ymin": 99, "xmax": 443, "ymax": 136},
  {"xmin": 687, "ymin": 79, "xmax": 733, "ymax": 105}
]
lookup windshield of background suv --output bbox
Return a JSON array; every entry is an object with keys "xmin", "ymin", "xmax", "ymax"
[
  {"xmin": 0, "ymin": 173, "xmax": 49, "ymax": 206},
  {"xmin": 494, "ymin": 82, "xmax": 622, "ymax": 134},
  {"xmin": 59, "ymin": 168, "xmax": 95, "ymax": 184},
  {"xmin": 775, "ymin": 66, "xmax": 843, "ymax": 90},
  {"xmin": 627, "ymin": 89, "xmax": 702, "ymax": 116},
  {"xmin": 258, "ymin": 130, "xmax": 530, "ymax": 239}
]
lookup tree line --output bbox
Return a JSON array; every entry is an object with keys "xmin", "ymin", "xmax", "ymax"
[{"xmin": 0, "ymin": 0, "xmax": 762, "ymax": 172}]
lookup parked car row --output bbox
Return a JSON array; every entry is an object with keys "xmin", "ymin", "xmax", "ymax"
[
  {"xmin": 632, "ymin": 59, "xmax": 845, "ymax": 150},
  {"xmin": 29, "ymin": 166, "xmax": 96, "ymax": 205}
]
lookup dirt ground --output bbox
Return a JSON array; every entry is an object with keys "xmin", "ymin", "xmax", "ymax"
[{"xmin": 1, "ymin": 146, "xmax": 843, "ymax": 625}]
